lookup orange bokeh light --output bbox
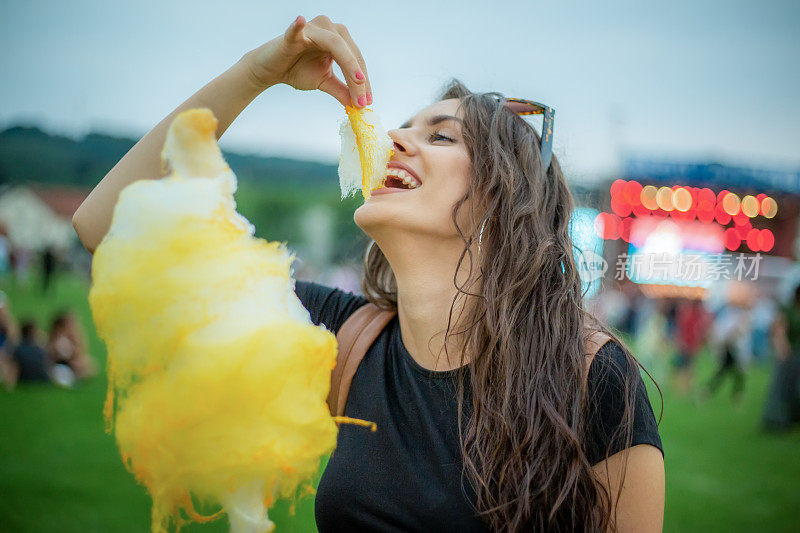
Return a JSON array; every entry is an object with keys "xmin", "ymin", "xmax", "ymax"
[
  {"xmin": 761, "ymin": 197, "xmax": 778, "ymax": 218},
  {"xmin": 656, "ymin": 186, "xmax": 674, "ymax": 211},
  {"xmin": 741, "ymin": 195, "xmax": 759, "ymax": 217},
  {"xmin": 722, "ymin": 192, "xmax": 741, "ymax": 216},
  {"xmin": 641, "ymin": 185, "xmax": 659, "ymax": 210},
  {"xmin": 673, "ymin": 187, "xmax": 692, "ymax": 212}
]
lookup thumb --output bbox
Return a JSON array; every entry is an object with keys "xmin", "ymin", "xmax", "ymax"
[
  {"xmin": 317, "ymin": 75, "xmax": 352, "ymax": 108},
  {"xmin": 284, "ymin": 15, "xmax": 306, "ymax": 42}
]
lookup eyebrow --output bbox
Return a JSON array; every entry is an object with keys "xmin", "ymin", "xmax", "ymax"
[{"xmin": 399, "ymin": 114, "xmax": 464, "ymax": 129}]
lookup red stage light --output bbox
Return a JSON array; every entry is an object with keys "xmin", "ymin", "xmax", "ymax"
[
  {"xmin": 759, "ymin": 229, "xmax": 775, "ymax": 252},
  {"xmin": 611, "ymin": 198, "xmax": 632, "ymax": 217},
  {"xmin": 724, "ymin": 228, "xmax": 741, "ymax": 251},
  {"xmin": 699, "ymin": 188, "xmax": 716, "ymax": 206},
  {"xmin": 746, "ymin": 228, "xmax": 761, "ymax": 251},
  {"xmin": 714, "ymin": 206, "xmax": 731, "ymax": 225},
  {"xmin": 736, "ymin": 224, "xmax": 752, "ymax": 240},
  {"xmin": 623, "ymin": 181, "xmax": 643, "ymax": 205},
  {"xmin": 610, "ymin": 179, "xmax": 626, "ymax": 199},
  {"xmin": 620, "ymin": 217, "xmax": 634, "ymax": 242},
  {"xmin": 697, "ymin": 209, "xmax": 715, "ymax": 223},
  {"xmin": 594, "ymin": 212, "xmax": 621, "ymax": 240},
  {"xmin": 732, "ymin": 211, "xmax": 750, "ymax": 225}
]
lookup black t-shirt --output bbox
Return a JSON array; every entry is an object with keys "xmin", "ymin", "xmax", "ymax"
[{"xmin": 295, "ymin": 280, "xmax": 663, "ymax": 532}]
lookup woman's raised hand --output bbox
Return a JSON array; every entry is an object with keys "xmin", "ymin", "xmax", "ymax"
[{"xmin": 243, "ymin": 15, "xmax": 372, "ymax": 108}]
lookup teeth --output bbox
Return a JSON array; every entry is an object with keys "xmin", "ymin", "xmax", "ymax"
[{"xmin": 386, "ymin": 167, "xmax": 420, "ymax": 188}]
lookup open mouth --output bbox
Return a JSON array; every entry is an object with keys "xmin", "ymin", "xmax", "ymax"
[
  {"xmin": 383, "ymin": 174, "xmax": 417, "ymax": 190},
  {"xmin": 381, "ymin": 167, "xmax": 421, "ymax": 191}
]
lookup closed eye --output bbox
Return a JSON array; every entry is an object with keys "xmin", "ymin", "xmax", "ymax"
[{"xmin": 429, "ymin": 132, "xmax": 454, "ymax": 143}]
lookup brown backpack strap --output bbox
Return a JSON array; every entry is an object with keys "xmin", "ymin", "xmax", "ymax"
[{"xmin": 328, "ymin": 303, "xmax": 397, "ymax": 417}]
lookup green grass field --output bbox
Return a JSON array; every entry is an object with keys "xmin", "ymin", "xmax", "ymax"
[{"xmin": 1, "ymin": 271, "xmax": 798, "ymax": 532}]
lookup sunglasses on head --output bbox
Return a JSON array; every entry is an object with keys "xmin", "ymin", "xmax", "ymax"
[{"xmin": 502, "ymin": 97, "xmax": 555, "ymax": 174}]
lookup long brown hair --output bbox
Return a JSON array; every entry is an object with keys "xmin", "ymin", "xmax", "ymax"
[{"xmin": 361, "ymin": 79, "xmax": 648, "ymax": 531}]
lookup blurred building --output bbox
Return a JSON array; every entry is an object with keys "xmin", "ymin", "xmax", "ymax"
[{"xmin": 0, "ymin": 184, "xmax": 88, "ymax": 252}]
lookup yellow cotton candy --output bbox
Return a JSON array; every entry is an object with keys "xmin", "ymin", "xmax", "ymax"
[
  {"xmin": 337, "ymin": 105, "xmax": 393, "ymax": 201},
  {"xmin": 89, "ymin": 108, "xmax": 340, "ymax": 533}
]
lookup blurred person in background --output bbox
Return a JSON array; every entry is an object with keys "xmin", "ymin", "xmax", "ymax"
[
  {"xmin": 636, "ymin": 298, "xmax": 673, "ymax": 383},
  {"xmin": 47, "ymin": 311, "xmax": 97, "ymax": 385},
  {"xmin": 10, "ymin": 246, "xmax": 33, "ymax": 285},
  {"xmin": 762, "ymin": 284, "xmax": 800, "ymax": 431},
  {"xmin": 619, "ymin": 282, "xmax": 643, "ymax": 336},
  {"xmin": 750, "ymin": 295, "xmax": 778, "ymax": 362},
  {"xmin": 704, "ymin": 300, "xmax": 752, "ymax": 404},
  {"xmin": 10, "ymin": 320, "xmax": 51, "ymax": 384},
  {"xmin": 41, "ymin": 246, "xmax": 57, "ymax": 294},
  {"xmin": 673, "ymin": 298, "xmax": 712, "ymax": 396},
  {"xmin": 0, "ymin": 225, "xmax": 10, "ymax": 275},
  {"xmin": 0, "ymin": 291, "xmax": 21, "ymax": 389},
  {"xmin": 590, "ymin": 286, "xmax": 628, "ymax": 331},
  {"xmin": 663, "ymin": 298, "xmax": 679, "ymax": 340}
]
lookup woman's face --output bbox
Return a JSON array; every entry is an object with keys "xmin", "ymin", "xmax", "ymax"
[{"xmin": 354, "ymin": 98, "xmax": 475, "ymax": 241}]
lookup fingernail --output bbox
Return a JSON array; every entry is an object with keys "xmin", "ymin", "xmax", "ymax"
[
  {"xmin": 355, "ymin": 70, "xmax": 365, "ymax": 81},
  {"xmin": 366, "ymin": 92, "xmax": 372, "ymax": 104},
  {"xmin": 358, "ymin": 95, "xmax": 367, "ymax": 107}
]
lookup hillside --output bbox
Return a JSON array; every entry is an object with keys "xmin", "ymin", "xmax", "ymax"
[{"xmin": 0, "ymin": 125, "xmax": 339, "ymax": 188}]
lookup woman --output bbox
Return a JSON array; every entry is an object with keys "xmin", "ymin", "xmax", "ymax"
[{"xmin": 74, "ymin": 15, "xmax": 664, "ymax": 531}]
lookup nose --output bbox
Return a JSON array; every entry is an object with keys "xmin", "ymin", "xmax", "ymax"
[{"xmin": 388, "ymin": 129, "xmax": 413, "ymax": 154}]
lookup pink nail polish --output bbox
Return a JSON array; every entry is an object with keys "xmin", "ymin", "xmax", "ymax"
[
  {"xmin": 355, "ymin": 70, "xmax": 365, "ymax": 81},
  {"xmin": 367, "ymin": 93, "xmax": 372, "ymax": 104},
  {"xmin": 358, "ymin": 95, "xmax": 367, "ymax": 107}
]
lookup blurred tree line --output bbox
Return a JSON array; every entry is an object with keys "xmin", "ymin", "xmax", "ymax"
[{"xmin": 0, "ymin": 125, "xmax": 368, "ymax": 264}]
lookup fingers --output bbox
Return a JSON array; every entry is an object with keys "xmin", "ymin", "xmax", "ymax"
[
  {"xmin": 334, "ymin": 23, "xmax": 372, "ymax": 105},
  {"xmin": 317, "ymin": 76, "xmax": 351, "ymax": 108},
  {"xmin": 304, "ymin": 21, "xmax": 367, "ymax": 107}
]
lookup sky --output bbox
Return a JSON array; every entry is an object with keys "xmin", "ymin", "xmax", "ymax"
[{"xmin": 2, "ymin": 0, "xmax": 798, "ymax": 184}]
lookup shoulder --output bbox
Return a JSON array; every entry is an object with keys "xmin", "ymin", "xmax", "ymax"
[
  {"xmin": 294, "ymin": 279, "xmax": 369, "ymax": 335},
  {"xmin": 586, "ymin": 338, "xmax": 632, "ymax": 384},
  {"xmin": 583, "ymin": 338, "xmax": 664, "ymax": 466}
]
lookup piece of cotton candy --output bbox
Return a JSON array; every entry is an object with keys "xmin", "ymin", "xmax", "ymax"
[
  {"xmin": 89, "ymin": 108, "xmax": 368, "ymax": 533},
  {"xmin": 337, "ymin": 105, "xmax": 394, "ymax": 201}
]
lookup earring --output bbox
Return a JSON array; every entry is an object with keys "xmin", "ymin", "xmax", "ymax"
[{"xmin": 477, "ymin": 218, "xmax": 489, "ymax": 255}]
